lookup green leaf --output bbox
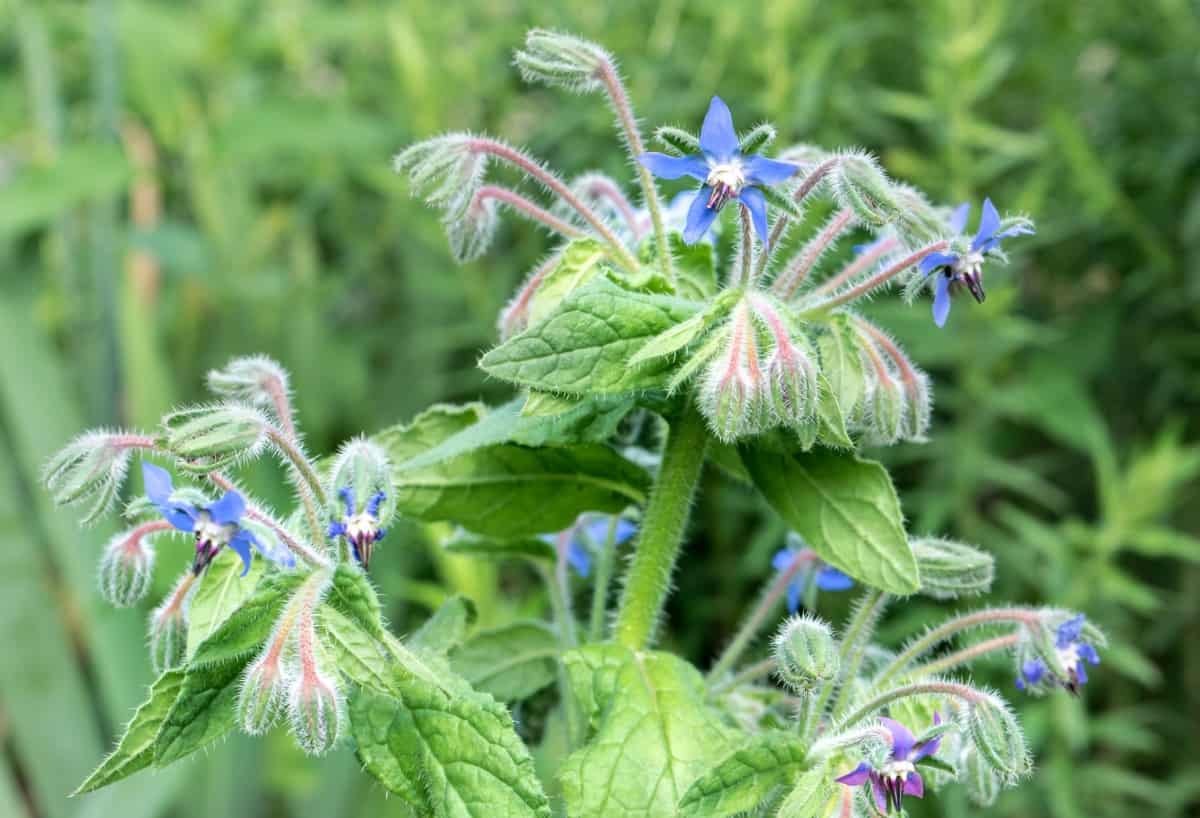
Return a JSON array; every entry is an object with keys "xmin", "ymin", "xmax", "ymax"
[
  {"xmin": 560, "ymin": 645, "xmax": 738, "ymax": 818},
  {"xmin": 794, "ymin": 376, "xmax": 853, "ymax": 451},
  {"xmin": 760, "ymin": 184, "xmax": 804, "ymax": 220},
  {"xmin": 186, "ymin": 549, "xmax": 265, "ymax": 657},
  {"xmin": 409, "ymin": 594, "xmax": 478, "ymax": 655},
  {"xmin": 527, "ymin": 239, "xmax": 613, "ymax": 326},
  {"xmin": 320, "ymin": 604, "xmax": 395, "ymax": 694},
  {"xmin": 328, "ymin": 563, "xmax": 385, "ymax": 639},
  {"xmin": 817, "ymin": 316, "xmax": 866, "ymax": 419},
  {"xmin": 153, "ymin": 659, "xmax": 245, "ymax": 765},
  {"xmin": 450, "ymin": 621, "xmax": 559, "ymax": 702},
  {"xmin": 677, "ymin": 732, "xmax": 810, "ymax": 818},
  {"xmin": 442, "ymin": 530, "xmax": 557, "ymax": 563},
  {"xmin": 390, "ymin": 442, "xmax": 650, "ymax": 539},
  {"xmin": 189, "ymin": 571, "xmax": 305, "ymax": 666},
  {"xmin": 350, "ymin": 668, "xmax": 553, "ymax": 818},
  {"xmin": 480, "ymin": 276, "xmax": 700, "ymax": 396},
  {"xmin": 775, "ymin": 764, "xmax": 835, "ymax": 818},
  {"xmin": 740, "ymin": 446, "xmax": 918, "ymax": 594},
  {"xmin": 73, "ymin": 671, "xmax": 185, "ymax": 794},
  {"xmin": 667, "ymin": 233, "xmax": 719, "ymax": 301},
  {"xmin": 627, "ymin": 292, "xmax": 736, "ymax": 368},
  {"xmin": 375, "ymin": 402, "xmax": 487, "ymax": 464}
]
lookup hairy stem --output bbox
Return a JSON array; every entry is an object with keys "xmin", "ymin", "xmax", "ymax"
[
  {"xmin": 498, "ymin": 252, "xmax": 563, "ymax": 340},
  {"xmin": 772, "ymin": 208, "xmax": 856, "ymax": 299},
  {"xmin": 875, "ymin": 608, "xmax": 1040, "ymax": 686},
  {"xmin": 583, "ymin": 176, "xmax": 641, "ymax": 239},
  {"xmin": 838, "ymin": 681, "xmax": 988, "ymax": 730},
  {"xmin": 208, "ymin": 472, "xmax": 331, "ymax": 569},
  {"xmin": 709, "ymin": 657, "xmax": 777, "ymax": 696},
  {"xmin": 614, "ymin": 402, "xmax": 709, "ymax": 648},
  {"xmin": 830, "ymin": 590, "xmax": 891, "ymax": 719},
  {"xmin": 596, "ymin": 60, "xmax": 670, "ymax": 277},
  {"xmin": 803, "ymin": 241, "xmax": 949, "ymax": 310},
  {"xmin": 908, "ymin": 634, "xmax": 1021, "ymax": 679},
  {"xmin": 259, "ymin": 373, "xmax": 297, "ymax": 442},
  {"xmin": 809, "ymin": 237, "xmax": 900, "ymax": 298},
  {"xmin": 475, "ymin": 185, "xmax": 587, "ymax": 239},
  {"xmin": 470, "ymin": 138, "xmax": 640, "ymax": 270},
  {"xmin": 736, "ymin": 205, "xmax": 754, "ymax": 287},
  {"xmin": 756, "ymin": 157, "xmax": 839, "ymax": 281},
  {"xmin": 803, "ymin": 589, "xmax": 886, "ymax": 741}
]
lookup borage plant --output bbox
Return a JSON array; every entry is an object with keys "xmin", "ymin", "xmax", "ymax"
[{"xmin": 48, "ymin": 29, "xmax": 1093, "ymax": 818}]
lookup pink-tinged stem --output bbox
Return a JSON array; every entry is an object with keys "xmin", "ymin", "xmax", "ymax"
[
  {"xmin": 811, "ymin": 236, "xmax": 901, "ymax": 298},
  {"xmin": 876, "ymin": 607, "xmax": 1040, "ymax": 685},
  {"xmin": 708, "ymin": 548, "xmax": 814, "ymax": 682},
  {"xmin": 124, "ymin": 519, "xmax": 173, "ymax": 551},
  {"xmin": 498, "ymin": 252, "xmax": 563, "ymax": 340},
  {"xmin": 807, "ymin": 241, "xmax": 949, "ymax": 310},
  {"xmin": 111, "ymin": 434, "xmax": 158, "ymax": 450},
  {"xmin": 584, "ymin": 176, "xmax": 642, "ymax": 239},
  {"xmin": 468, "ymin": 138, "xmax": 639, "ymax": 270},
  {"xmin": 208, "ymin": 472, "xmax": 331, "ymax": 569},
  {"xmin": 474, "ymin": 185, "xmax": 586, "ymax": 239},
  {"xmin": 160, "ymin": 572, "xmax": 196, "ymax": 617},
  {"xmin": 855, "ymin": 318, "xmax": 924, "ymax": 405},
  {"xmin": 595, "ymin": 60, "xmax": 669, "ymax": 275},
  {"xmin": 839, "ymin": 681, "xmax": 989, "ymax": 729},
  {"xmin": 910, "ymin": 633, "xmax": 1021, "ymax": 679},
  {"xmin": 737, "ymin": 205, "xmax": 754, "ymax": 286},
  {"xmin": 773, "ymin": 209, "xmax": 857, "ymax": 299},
  {"xmin": 260, "ymin": 374, "xmax": 297, "ymax": 441},
  {"xmin": 754, "ymin": 158, "xmax": 841, "ymax": 282}
]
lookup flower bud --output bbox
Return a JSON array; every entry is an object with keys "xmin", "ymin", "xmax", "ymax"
[
  {"xmin": 833, "ymin": 151, "xmax": 900, "ymax": 227},
  {"xmin": 148, "ymin": 574, "xmax": 194, "ymax": 673},
  {"xmin": 861, "ymin": 371, "xmax": 905, "ymax": 446},
  {"xmin": 239, "ymin": 650, "xmax": 287, "ymax": 735},
  {"xmin": 43, "ymin": 430, "xmax": 136, "ymax": 523},
  {"xmin": 967, "ymin": 698, "xmax": 1030, "ymax": 785},
  {"xmin": 751, "ymin": 295, "xmax": 819, "ymax": 428},
  {"xmin": 962, "ymin": 745, "xmax": 1002, "ymax": 807},
  {"xmin": 892, "ymin": 183, "xmax": 948, "ymax": 247},
  {"xmin": 446, "ymin": 189, "xmax": 499, "ymax": 262},
  {"xmin": 287, "ymin": 669, "xmax": 343, "ymax": 756},
  {"xmin": 393, "ymin": 133, "xmax": 487, "ymax": 219},
  {"xmin": 206, "ymin": 355, "xmax": 291, "ymax": 413},
  {"xmin": 330, "ymin": 438, "xmax": 394, "ymax": 523},
  {"xmin": 513, "ymin": 29, "xmax": 611, "ymax": 94},
  {"xmin": 700, "ymin": 306, "xmax": 768, "ymax": 442},
  {"xmin": 912, "ymin": 538, "xmax": 995, "ymax": 599},
  {"xmin": 163, "ymin": 404, "xmax": 268, "ymax": 472},
  {"xmin": 772, "ymin": 615, "xmax": 839, "ymax": 693},
  {"xmin": 98, "ymin": 528, "xmax": 157, "ymax": 607}
]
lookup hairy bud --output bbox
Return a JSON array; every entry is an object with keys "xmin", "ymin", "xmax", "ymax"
[
  {"xmin": 892, "ymin": 184, "xmax": 949, "ymax": 249},
  {"xmin": 446, "ymin": 189, "xmax": 499, "ymax": 262},
  {"xmin": 288, "ymin": 668, "xmax": 343, "ymax": 756},
  {"xmin": 514, "ymin": 29, "xmax": 611, "ymax": 94},
  {"xmin": 98, "ymin": 527, "xmax": 158, "ymax": 607},
  {"xmin": 148, "ymin": 573, "xmax": 194, "ymax": 673},
  {"xmin": 207, "ymin": 355, "xmax": 291, "ymax": 415},
  {"xmin": 654, "ymin": 126, "xmax": 701, "ymax": 157},
  {"xmin": 751, "ymin": 295, "xmax": 819, "ymax": 428},
  {"xmin": 163, "ymin": 404, "xmax": 268, "ymax": 472},
  {"xmin": 43, "ymin": 430, "xmax": 138, "ymax": 524},
  {"xmin": 330, "ymin": 438, "xmax": 394, "ymax": 524},
  {"xmin": 773, "ymin": 615, "xmax": 839, "ymax": 692},
  {"xmin": 833, "ymin": 151, "xmax": 900, "ymax": 227},
  {"xmin": 912, "ymin": 538, "xmax": 995, "ymax": 599},
  {"xmin": 967, "ymin": 697, "xmax": 1031, "ymax": 785},
  {"xmin": 962, "ymin": 745, "xmax": 1002, "ymax": 807},
  {"xmin": 700, "ymin": 305, "xmax": 768, "ymax": 442},
  {"xmin": 393, "ymin": 133, "xmax": 486, "ymax": 219},
  {"xmin": 858, "ymin": 324, "xmax": 930, "ymax": 442},
  {"xmin": 239, "ymin": 649, "xmax": 287, "ymax": 735},
  {"xmin": 861, "ymin": 370, "xmax": 905, "ymax": 446}
]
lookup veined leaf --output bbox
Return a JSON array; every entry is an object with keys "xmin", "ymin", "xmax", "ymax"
[
  {"xmin": 740, "ymin": 446, "xmax": 918, "ymax": 594},
  {"xmin": 320, "ymin": 604, "xmax": 395, "ymax": 694},
  {"xmin": 527, "ymin": 238, "xmax": 612, "ymax": 326},
  {"xmin": 186, "ymin": 549, "xmax": 265, "ymax": 657},
  {"xmin": 677, "ymin": 732, "xmax": 810, "ymax": 818},
  {"xmin": 775, "ymin": 764, "xmax": 835, "ymax": 818},
  {"xmin": 189, "ymin": 571, "xmax": 305, "ymax": 667},
  {"xmin": 328, "ymin": 563, "xmax": 385, "ymax": 639},
  {"xmin": 442, "ymin": 530, "xmax": 557, "ymax": 563},
  {"xmin": 480, "ymin": 276, "xmax": 700, "ymax": 395},
  {"xmin": 409, "ymin": 594, "xmax": 477, "ymax": 656},
  {"xmin": 152, "ymin": 660, "xmax": 245, "ymax": 765},
  {"xmin": 450, "ymin": 621, "xmax": 559, "ymax": 702},
  {"xmin": 817, "ymin": 316, "xmax": 866, "ymax": 419}
]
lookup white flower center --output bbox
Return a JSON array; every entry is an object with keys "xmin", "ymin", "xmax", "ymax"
[
  {"xmin": 954, "ymin": 251, "xmax": 985, "ymax": 278},
  {"xmin": 346, "ymin": 512, "xmax": 379, "ymax": 542},
  {"xmin": 880, "ymin": 759, "xmax": 916, "ymax": 783},
  {"xmin": 705, "ymin": 161, "xmax": 746, "ymax": 193},
  {"xmin": 1057, "ymin": 643, "xmax": 1080, "ymax": 670},
  {"xmin": 194, "ymin": 511, "xmax": 234, "ymax": 546}
]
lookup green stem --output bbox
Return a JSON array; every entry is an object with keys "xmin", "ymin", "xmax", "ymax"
[
  {"xmin": 588, "ymin": 516, "xmax": 620, "ymax": 642},
  {"xmin": 540, "ymin": 561, "xmax": 583, "ymax": 749},
  {"xmin": 907, "ymin": 634, "xmax": 1020, "ymax": 680},
  {"xmin": 614, "ymin": 402, "xmax": 709, "ymax": 648},
  {"xmin": 802, "ymin": 588, "xmax": 885, "ymax": 741},
  {"xmin": 830, "ymin": 590, "xmax": 890, "ymax": 718},
  {"xmin": 709, "ymin": 657, "xmax": 776, "ymax": 696},
  {"xmin": 874, "ymin": 607, "xmax": 1039, "ymax": 686},
  {"xmin": 837, "ymin": 681, "xmax": 987, "ymax": 731}
]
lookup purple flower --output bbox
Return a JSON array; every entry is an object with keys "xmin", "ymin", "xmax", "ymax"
[
  {"xmin": 772, "ymin": 546, "xmax": 854, "ymax": 614},
  {"xmin": 142, "ymin": 462, "xmax": 281, "ymax": 576},
  {"xmin": 544, "ymin": 514, "xmax": 638, "ymax": 578},
  {"xmin": 835, "ymin": 715, "xmax": 943, "ymax": 814},
  {"xmin": 1016, "ymin": 614, "xmax": 1100, "ymax": 696},
  {"xmin": 328, "ymin": 485, "xmax": 387, "ymax": 569},
  {"xmin": 917, "ymin": 199, "xmax": 1034, "ymax": 327},
  {"xmin": 638, "ymin": 96, "xmax": 798, "ymax": 245}
]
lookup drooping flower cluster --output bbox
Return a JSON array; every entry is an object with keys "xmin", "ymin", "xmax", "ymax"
[
  {"xmin": 1017, "ymin": 614, "xmax": 1101, "ymax": 695},
  {"xmin": 835, "ymin": 716, "xmax": 943, "ymax": 814}
]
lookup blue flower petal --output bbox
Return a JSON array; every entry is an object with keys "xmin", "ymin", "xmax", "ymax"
[
  {"xmin": 612, "ymin": 518, "xmax": 638, "ymax": 545},
  {"xmin": 743, "ymin": 155, "xmax": 798, "ymax": 186},
  {"xmin": 815, "ymin": 566, "xmax": 854, "ymax": 591},
  {"xmin": 739, "ymin": 187, "xmax": 769, "ymax": 246},
  {"xmin": 1077, "ymin": 643, "xmax": 1100, "ymax": 665},
  {"xmin": 918, "ymin": 251, "xmax": 959, "ymax": 276},
  {"xmin": 1075, "ymin": 661, "xmax": 1088, "ymax": 685},
  {"xmin": 207, "ymin": 490, "xmax": 246, "ymax": 526},
  {"xmin": 698, "ymin": 96, "xmax": 738, "ymax": 159},
  {"xmin": 227, "ymin": 530, "xmax": 255, "ymax": 576},
  {"xmin": 932, "ymin": 275, "xmax": 953, "ymax": 328},
  {"xmin": 835, "ymin": 761, "xmax": 873, "ymax": 786},
  {"xmin": 580, "ymin": 515, "xmax": 637, "ymax": 546},
  {"xmin": 1021, "ymin": 658, "xmax": 1047, "ymax": 685},
  {"xmin": 1056, "ymin": 614, "xmax": 1086, "ymax": 647},
  {"xmin": 786, "ymin": 579, "xmax": 802, "ymax": 614},
  {"xmin": 772, "ymin": 547, "xmax": 797, "ymax": 572},
  {"xmin": 971, "ymin": 198, "xmax": 1001, "ymax": 251},
  {"xmin": 638, "ymin": 152, "xmax": 709, "ymax": 181},
  {"xmin": 566, "ymin": 540, "xmax": 591, "ymax": 578},
  {"xmin": 949, "ymin": 202, "xmax": 971, "ymax": 234},
  {"xmin": 880, "ymin": 717, "xmax": 917, "ymax": 759},
  {"xmin": 683, "ymin": 188, "xmax": 721, "ymax": 245},
  {"xmin": 142, "ymin": 462, "xmax": 175, "ymax": 506}
]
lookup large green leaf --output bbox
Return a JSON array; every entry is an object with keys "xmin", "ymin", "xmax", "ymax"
[
  {"xmin": 74, "ymin": 671, "xmax": 186, "ymax": 794},
  {"xmin": 480, "ymin": 276, "xmax": 700, "ymax": 395},
  {"xmin": 409, "ymin": 594, "xmax": 478, "ymax": 656},
  {"xmin": 527, "ymin": 238, "xmax": 612, "ymax": 326},
  {"xmin": 320, "ymin": 604, "xmax": 395, "ymax": 694},
  {"xmin": 152, "ymin": 659, "xmax": 246, "ymax": 765},
  {"xmin": 189, "ymin": 571, "xmax": 305, "ymax": 667},
  {"xmin": 816, "ymin": 316, "xmax": 866, "ymax": 420},
  {"xmin": 740, "ymin": 446, "xmax": 918, "ymax": 594},
  {"xmin": 450, "ymin": 621, "xmax": 559, "ymax": 702},
  {"xmin": 560, "ymin": 645, "xmax": 738, "ymax": 818},
  {"xmin": 350, "ymin": 668, "xmax": 553, "ymax": 818},
  {"xmin": 186, "ymin": 549, "xmax": 265, "ymax": 657},
  {"xmin": 327, "ymin": 563, "xmax": 385, "ymax": 639},
  {"xmin": 677, "ymin": 732, "xmax": 810, "ymax": 818}
]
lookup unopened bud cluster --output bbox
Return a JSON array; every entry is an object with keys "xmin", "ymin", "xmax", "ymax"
[
  {"xmin": 912, "ymin": 538, "xmax": 995, "ymax": 599},
  {"xmin": 163, "ymin": 404, "xmax": 268, "ymax": 471},
  {"xmin": 43, "ymin": 430, "xmax": 138, "ymax": 523},
  {"xmin": 772, "ymin": 615, "xmax": 839, "ymax": 693},
  {"xmin": 98, "ymin": 526, "xmax": 159, "ymax": 607}
]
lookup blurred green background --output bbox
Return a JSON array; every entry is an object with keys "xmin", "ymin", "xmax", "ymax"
[{"xmin": 2, "ymin": 1, "xmax": 1198, "ymax": 817}]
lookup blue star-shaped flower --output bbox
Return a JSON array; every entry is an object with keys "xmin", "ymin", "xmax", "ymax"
[
  {"xmin": 544, "ymin": 515, "xmax": 638, "ymax": 578},
  {"xmin": 917, "ymin": 198, "xmax": 1034, "ymax": 327},
  {"xmin": 638, "ymin": 96, "xmax": 798, "ymax": 245},
  {"xmin": 142, "ymin": 462, "xmax": 288, "ymax": 575},
  {"xmin": 772, "ymin": 546, "xmax": 854, "ymax": 613},
  {"xmin": 835, "ymin": 715, "xmax": 943, "ymax": 814},
  {"xmin": 328, "ymin": 485, "xmax": 387, "ymax": 569},
  {"xmin": 1016, "ymin": 614, "xmax": 1100, "ymax": 695}
]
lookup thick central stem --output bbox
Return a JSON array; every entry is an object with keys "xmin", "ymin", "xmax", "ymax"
[{"xmin": 614, "ymin": 402, "xmax": 709, "ymax": 648}]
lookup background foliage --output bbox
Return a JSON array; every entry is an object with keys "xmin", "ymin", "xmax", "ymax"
[{"xmin": 1, "ymin": 1, "xmax": 1197, "ymax": 817}]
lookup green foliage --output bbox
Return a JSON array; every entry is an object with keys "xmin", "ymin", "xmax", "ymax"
[
  {"xmin": 676, "ymin": 732, "xmax": 810, "ymax": 818},
  {"xmin": 186, "ymin": 549, "xmax": 265, "ymax": 656},
  {"xmin": 450, "ymin": 621, "xmax": 560, "ymax": 702}
]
